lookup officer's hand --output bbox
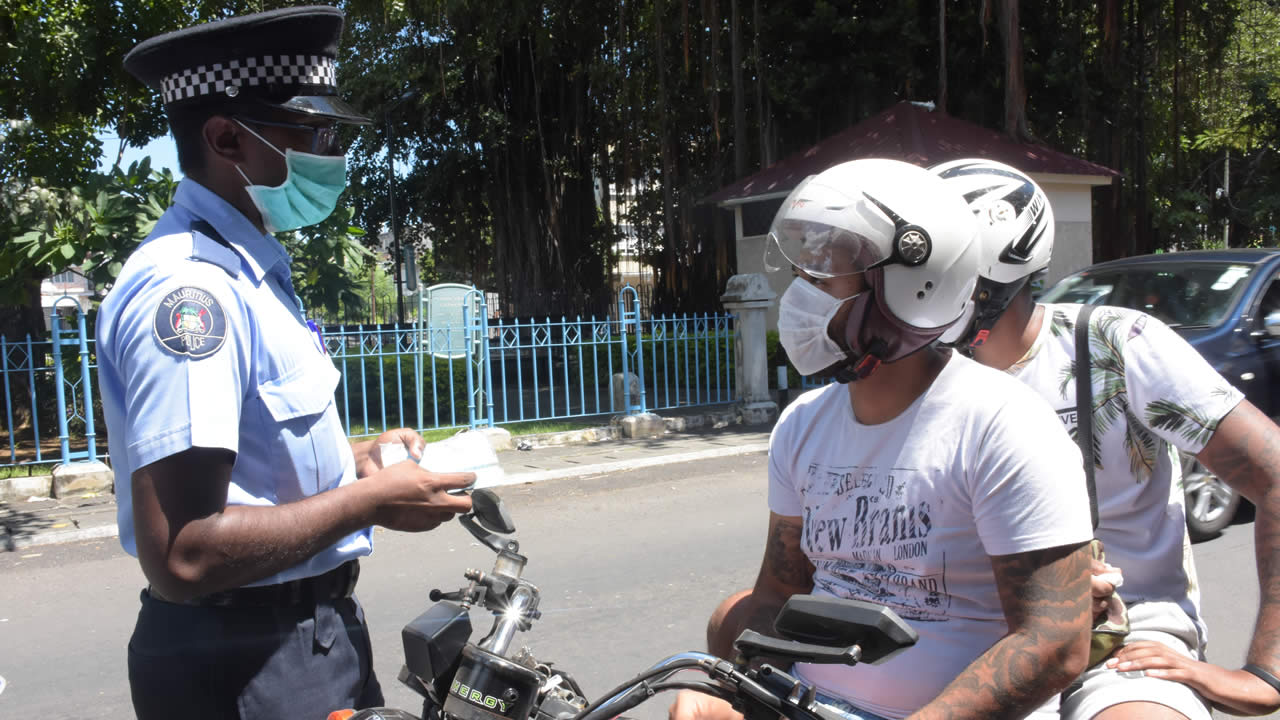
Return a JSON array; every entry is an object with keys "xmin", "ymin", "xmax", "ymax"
[
  {"xmin": 370, "ymin": 461, "xmax": 474, "ymax": 532},
  {"xmin": 356, "ymin": 428, "xmax": 426, "ymax": 478},
  {"xmin": 668, "ymin": 691, "xmax": 741, "ymax": 720}
]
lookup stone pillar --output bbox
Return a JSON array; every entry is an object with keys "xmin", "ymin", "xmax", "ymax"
[{"xmin": 721, "ymin": 273, "xmax": 778, "ymax": 425}]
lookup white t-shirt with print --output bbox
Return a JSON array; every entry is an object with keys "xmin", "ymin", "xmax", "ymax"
[
  {"xmin": 1008, "ymin": 304, "xmax": 1245, "ymax": 649},
  {"xmin": 769, "ymin": 352, "xmax": 1093, "ymax": 720}
]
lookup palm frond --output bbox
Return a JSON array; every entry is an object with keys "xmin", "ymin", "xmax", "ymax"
[
  {"xmin": 1058, "ymin": 361, "xmax": 1078, "ymax": 399},
  {"xmin": 1122, "ymin": 411, "xmax": 1158, "ymax": 480},
  {"xmin": 1210, "ymin": 385, "xmax": 1236, "ymax": 401},
  {"xmin": 1145, "ymin": 398, "xmax": 1217, "ymax": 447},
  {"xmin": 1093, "ymin": 311, "xmax": 1126, "ymax": 359},
  {"xmin": 1094, "ymin": 383, "xmax": 1129, "ymax": 433},
  {"xmin": 1066, "ymin": 423, "xmax": 1105, "ymax": 471},
  {"xmin": 1049, "ymin": 309, "xmax": 1075, "ymax": 338}
]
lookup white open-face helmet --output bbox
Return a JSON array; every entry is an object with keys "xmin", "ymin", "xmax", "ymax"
[
  {"xmin": 929, "ymin": 158, "xmax": 1055, "ymax": 347},
  {"xmin": 765, "ymin": 158, "xmax": 980, "ymax": 380}
]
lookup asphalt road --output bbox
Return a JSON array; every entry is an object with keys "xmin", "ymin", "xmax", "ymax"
[{"xmin": 0, "ymin": 451, "xmax": 1272, "ymax": 719}]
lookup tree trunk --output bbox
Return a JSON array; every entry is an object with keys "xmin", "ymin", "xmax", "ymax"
[
  {"xmin": 753, "ymin": 0, "xmax": 770, "ymax": 169},
  {"xmin": 731, "ymin": 0, "xmax": 746, "ymax": 178},
  {"xmin": 938, "ymin": 0, "xmax": 947, "ymax": 112},
  {"xmin": 1172, "ymin": 0, "xmax": 1183, "ymax": 180},
  {"xmin": 997, "ymin": 0, "xmax": 1030, "ymax": 140},
  {"xmin": 656, "ymin": 0, "xmax": 678, "ymax": 297}
]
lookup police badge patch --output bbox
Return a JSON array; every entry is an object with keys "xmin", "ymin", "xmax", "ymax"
[{"xmin": 153, "ymin": 286, "xmax": 228, "ymax": 358}]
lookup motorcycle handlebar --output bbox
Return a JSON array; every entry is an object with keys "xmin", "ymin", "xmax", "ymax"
[{"xmin": 574, "ymin": 652, "xmax": 844, "ymax": 720}]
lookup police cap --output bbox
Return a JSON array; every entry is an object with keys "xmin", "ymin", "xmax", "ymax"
[{"xmin": 124, "ymin": 5, "xmax": 370, "ymax": 125}]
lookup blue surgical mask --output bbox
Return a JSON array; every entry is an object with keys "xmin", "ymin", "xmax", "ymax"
[{"xmin": 235, "ymin": 119, "xmax": 347, "ymax": 234}]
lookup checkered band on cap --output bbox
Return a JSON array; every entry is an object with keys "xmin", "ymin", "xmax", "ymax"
[{"xmin": 160, "ymin": 55, "xmax": 337, "ymax": 103}]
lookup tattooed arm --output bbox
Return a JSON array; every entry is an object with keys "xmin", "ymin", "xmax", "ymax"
[
  {"xmin": 909, "ymin": 541, "xmax": 1092, "ymax": 720},
  {"xmin": 707, "ymin": 512, "xmax": 816, "ymax": 660},
  {"xmin": 1105, "ymin": 400, "xmax": 1280, "ymax": 715},
  {"xmin": 670, "ymin": 513, "xmax": 815, "ymax": 720}
]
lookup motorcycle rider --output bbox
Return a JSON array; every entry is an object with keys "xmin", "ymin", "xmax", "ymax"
[
  {"xmin": 929, "ymin": 157, "xmax": 1280, "ymax": 718},
  {"xmin": 671, "ymin": 158, "xmax": 1095, "ymax": 720}
]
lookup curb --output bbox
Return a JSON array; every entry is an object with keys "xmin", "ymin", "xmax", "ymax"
[
  {"xmin": 489, "ymin": 441, "xmax": 770, "ymax": 486},
  {"xmin": 3, "ymin": 522, "xmax": 119, "ymax": 551},
  {"xmin": 2, "ymin": 424, "xmax": 772, "ymax": 550}
]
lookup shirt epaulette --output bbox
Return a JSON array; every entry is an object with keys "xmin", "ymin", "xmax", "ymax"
[{"xmin": 189, "ymin": 221, "xmax": 242, "ymax": 277}]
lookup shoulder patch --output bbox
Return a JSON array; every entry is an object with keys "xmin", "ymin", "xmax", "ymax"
[{"xmin": 152, "ymin": 286, "xmax": 228, "ymax": 358}]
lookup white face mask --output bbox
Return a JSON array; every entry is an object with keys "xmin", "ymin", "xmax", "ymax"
[{"xmin": 778, "ymin": 277, "xmax": 861, "ymax": 376}]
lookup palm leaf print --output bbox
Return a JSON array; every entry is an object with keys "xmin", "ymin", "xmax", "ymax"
[
  {"xmin": 1063, "ymin": 308, "xmax": 1146, "ymax": 476},
  {"xmin": 1067, "ymin": 420, "xmax": 1104, "ymax": 466},
  {"xmin": 1145, "ymin": 398, "xmax": 1220, "ymax": 448},
  {"xmin": 1085, "ymin": 312, "xmax": 1130, "ymax": 439},
  {"xmin": 1057, "ymin": 360, "xmax": 1078, "ymax": 401},
  {"xmin": 1049, "ymin": 308, "xmax": 1075, "ymax": 338},
  {"xmin": 1210, "ymin": 386, "xmax": 1236, "ymax": 402},
  {"xmin": 1122, "ymin": 409, "xmax": 1158, "ymax": 478}
]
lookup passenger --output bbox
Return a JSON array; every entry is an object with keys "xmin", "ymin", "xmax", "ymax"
[{"xmin": 930, "ymin": 157, "xmax": 1280, "ymax": 718}]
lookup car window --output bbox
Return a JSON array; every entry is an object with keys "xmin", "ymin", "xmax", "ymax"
[
  {"xmin": 1041, "ymin": 262, "xmax": 1256, "ymax": 328},
  {"xmin": 1257, "ymin": 273, "xmax": 1280, "ymax": 324}
]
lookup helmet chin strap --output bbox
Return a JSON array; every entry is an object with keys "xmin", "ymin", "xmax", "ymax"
[
  {"xmin": 829, "ymin": 338, "xmax": 888, "ymax": 383},
  {"xmin": 959, "ymin": 276, "xmax": 1030, "ymax": 349}
]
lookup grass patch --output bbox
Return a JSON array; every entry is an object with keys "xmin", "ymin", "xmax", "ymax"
[
  {"xmin": 496, "ymin": 419, "xmax": 610, "ymax": 436},
  {"xmin": 0, "ymin": 463, "xmax": 56, "ymax": 480},
  {"xmin": 350, "ymin": 418, "xmax": 608, "ymax": 443}
]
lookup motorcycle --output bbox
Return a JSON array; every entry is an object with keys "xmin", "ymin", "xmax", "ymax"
[{"xmin": 332, "ymin": 489, "xmax": 918, "ymax": 720}]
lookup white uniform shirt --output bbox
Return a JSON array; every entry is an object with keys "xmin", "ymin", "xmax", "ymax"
[{"xmin": 98, "ymin": 179, "xmax": 371, "ymax": 586}]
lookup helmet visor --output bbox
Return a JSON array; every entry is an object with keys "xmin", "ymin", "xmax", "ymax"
[{"xmin": 763, "ymin": 177, "xmax": 886, "ymax": 278}]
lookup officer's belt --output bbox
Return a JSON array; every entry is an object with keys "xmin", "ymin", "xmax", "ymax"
[{"xmin": 148, "ymin": 559, "xmax": 359, "ymax": 607}]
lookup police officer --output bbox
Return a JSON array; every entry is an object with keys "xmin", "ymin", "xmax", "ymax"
[{"xmin": 101, "ymin": 7, "xmax": 473, "ymax": 718}]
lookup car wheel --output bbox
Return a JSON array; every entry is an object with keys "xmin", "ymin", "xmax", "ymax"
[{"xmin": 1182, "ymin": 453, "xmax": 1241, "ymax": 542}]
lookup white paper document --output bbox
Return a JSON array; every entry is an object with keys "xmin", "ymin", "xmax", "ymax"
[{"xmin": 379, "ymin": 431, "xmax": 505, "ymax": 488}]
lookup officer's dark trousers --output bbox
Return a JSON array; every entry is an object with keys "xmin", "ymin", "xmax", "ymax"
[{"xmin": 127, "ymin": 589, "xmax": 384, "ymax": 719}]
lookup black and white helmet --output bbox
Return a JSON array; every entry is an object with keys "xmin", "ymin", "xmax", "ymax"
[{"xmin": 929, "ymin": 158, "xmax": 1055, "ymax": 348}]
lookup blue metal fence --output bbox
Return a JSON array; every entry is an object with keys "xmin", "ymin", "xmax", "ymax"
[
  {"xmin": 1, "ymin": 301, "xmax": 101, "ymax": 469},
  {"xmin": 0, "ymin": 285, "xmax": 737, "ymax": 468}
]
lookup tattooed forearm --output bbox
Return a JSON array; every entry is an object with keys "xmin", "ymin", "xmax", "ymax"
[
  {"xmin": 708, "ymin": 513, "xmax": 816, "ymax": 664},
  {"xmin": 1198, "ymin": 401, "xmax": 1280, "ymax": 670},
  {"xmin": 762, "ymin": 515, "xmax": 816, "ymax": 588},
  {"xmin": 911, "ymin": 542, "xmax": 1092, "ymax": 720}
]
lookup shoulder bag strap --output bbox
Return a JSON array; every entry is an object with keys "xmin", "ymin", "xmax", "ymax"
[{"xmin": 1075, "ymin": 303, "xmax": 1099, "ymax": 530}]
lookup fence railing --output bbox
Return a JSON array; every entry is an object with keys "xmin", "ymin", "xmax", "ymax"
[
  {"xmin": 334, "ymin": 285, "xmax": 737, "ymax": 438},
  {"xmin": 1, "ymin": 303, "xmax": 102, "ymax": 470},
  {"xmin": 0, "ymin": 286, "xmax": 738, "ymax": 469}
]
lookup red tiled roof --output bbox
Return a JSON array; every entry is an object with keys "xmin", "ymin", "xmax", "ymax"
[{"xmin": 704, "ymin": 101, "xmax": 1120, "ymax": 206}]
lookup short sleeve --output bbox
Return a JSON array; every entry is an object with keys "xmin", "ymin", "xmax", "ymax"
[
  {"xmin": 767, "ymin": 403, "xmax": 805, "ymax": 517},
  {"xmin": 969, "ymin": 385, "xmax": 1095, "ymax": 556},
  {"xmin": 108, "ymin": 266, "xmax": 252, "ymax": 470},
  {"xmin": 1119, "ymin": 311, "xmax": 1245, "ymax": 454}
]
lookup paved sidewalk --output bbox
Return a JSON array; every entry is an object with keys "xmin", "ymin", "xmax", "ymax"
[{"xmin": 0, "ymin": 419, "xmax": 772, "ymax": 551}]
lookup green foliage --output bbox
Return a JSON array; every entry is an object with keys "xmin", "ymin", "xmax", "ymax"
[
  {"xmin": 280, "ymin": 206, "xmax": 373, "ymax": 320},
  {"xmin": 5, "ymin": 0, "xmax": 1280, "ymax": 325},
  {"xmin": 0, "ymin": 159, "xmax": 177, "ymax": 304}
]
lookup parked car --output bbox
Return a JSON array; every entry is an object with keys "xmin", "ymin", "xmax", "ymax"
[{"xmin": 1040, "ymin": 248, "xmax": 1280, "ymax": 541}]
